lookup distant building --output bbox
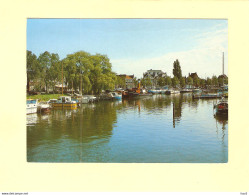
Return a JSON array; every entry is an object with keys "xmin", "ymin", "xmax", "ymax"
[
  {"xmin": 188, "ymin": 72, "xmax": 199, "ymax": 79},
  {"xmin": 117, "ymin": 74, "xmax": 135, "ymax": 89},
  {"xmin": 218, "ymin": 74, "xmax": 228, "ymax": 80},
  {"xmin": 143, "ymin": 69, "xmax": 166, "ymax": 87},
  {"xmin": 218, "ymin": 74, "xmax": 228, "ymax": 87}
]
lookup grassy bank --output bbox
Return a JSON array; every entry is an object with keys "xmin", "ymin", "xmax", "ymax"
[{"xmin": 26, "ymin": 94, "xmax": 62, "ymax": 101}]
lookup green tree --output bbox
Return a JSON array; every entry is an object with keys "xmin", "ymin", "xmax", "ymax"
[
  {"xmin": 186, "ymin": 77, "xmax": 193, "ymax": 86},
  {"xmin": 180, "ymin": 77, "xmax": 186, "ymax": 88},
  {"xmin": 66, "ymin": 51, "xmax": 93, "ymax": 94},
  {"xmin": 116, "ymin": 76, "xmax": 126, "ymax": 89},
  {"xmin": 90, "ymin": 54, "xmax": 116, "ymax": 94},
  {"xmin": 157, "ymin": 77, "xmax": 165, "ymax": 87},
  {"xmin": 206, "ymin": 77, "xmax": 212, "ymax": 87},
  {"xmin": 141, "ymin": 77, "xmax": 152, "ymax": 87},
  {"xmin": 173, "ymin": 59, "xmax": 182, "ymax": 80},
  {"xmin": 141, "ymin": 78, "xmax": 146, "ymax": 88},
  {"xmin": 27, "ymin": 50, "xmax": 40, "ymax": 93},
  {"xmin": 218, "ymin": 76, "xmax": 228, "ymax": 87},
  {"xmin": 172, "ymin": 76, "xmax": 180, "ymax": 87},
  {"xmin": 200, "ymin": 79, "xmax": 206, "ymax": 88},
  {"xmin": 38, "ymin": 52, "xmax": 61, "ymax": 93},
  {"xmin": 49, "ymin": 53, "xmax": 61, "ymax": 93},
  {"xmin": 193, "ymin": 77, "xmax": 200, "ymax": 87},
  {"xmin": 212, "ymin": 75, "xmax": 218, "ymax": 87},
  {"xmin": 63, "ymin": 58, "xmax": 77, "ymax": 94},
  {"xmin": 145, "ymin": 77, "xmax": 152, "ymax": 87},
  {"xmin": 38, "ymin": 51, "xmax": 52, "ymax": 93},
  {"xmin": 164, "ymin": 76, "xmax": 172, "ymax": 87},
  {"xmin": 224, "ymin": 77, "xmax": 228, "ymax": 85}
]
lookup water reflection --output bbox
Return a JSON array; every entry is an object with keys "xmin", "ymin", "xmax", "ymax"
[
  {"xmin": 27, "ymin": 94, "xmax": 228, "ymax": 162},
  {"xmin": 213, "ymin": 114, "xmax": 228, "ymax": 162},
  {"xmin": 214, "ymin": 114, "xmax": 228, "ymax": 141},
  {"xmin": 27, "ymin": 101, "xmax": 121, "ymax": 162}
]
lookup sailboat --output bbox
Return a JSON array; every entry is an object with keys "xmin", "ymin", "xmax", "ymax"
[
  {"xmin": 52, "ymin": 63, "xmax": 77, "ymax": 109},
  {"xmin": 213, "ymin": 52, "xmax": 228, "ymax": 116}
]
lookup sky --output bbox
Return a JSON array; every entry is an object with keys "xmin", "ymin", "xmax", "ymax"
[{"xmin": 27, "ymin": 19, "xmax": 228, "ymax": 78}]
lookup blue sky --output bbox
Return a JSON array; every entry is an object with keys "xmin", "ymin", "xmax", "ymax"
[{"xmin": 27, "ymin": 19, "xmax": 228, "ymax": 78}]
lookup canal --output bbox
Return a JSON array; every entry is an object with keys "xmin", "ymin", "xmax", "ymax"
[{"xmin": 27, "ymin": 93, "xmax": 228, "ymax": 163}]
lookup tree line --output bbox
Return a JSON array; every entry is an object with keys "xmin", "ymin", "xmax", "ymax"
[
  {"xmin": 140, "ymin": 59, "xmax": 228, "ymax": 88},
  {"xmin": 27, "ymin": 50, "xmax": 228, "ymax": 94},
  {"xmin": 27, "ymin": 50, "xmax": 117, "ymax": 94}
]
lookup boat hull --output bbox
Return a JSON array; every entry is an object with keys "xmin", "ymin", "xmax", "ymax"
[
  {"xmin": 81, "ymin": 99, "xmax": 89, "ymax": 104},
  {"xmin": 114, "ymin": 95, "xmax": 122, "ymax": 100},
  {"xmin": 166, "ymin": 90, "xmax": 180, "ymax": 95},
  {"xmin": 26, "ymin": 107, "xmax": 37, "ymax": 114},
  {"xmin": 26, "ymin": 99, "xmax": 38, "ymax": 114},
  {"xmin": 193, "ymin": 94, "xmax": 222, "ymax": 99},
  {"xmin": 52, "ymin": 103, "xmax": 77, "ymax": 109}
]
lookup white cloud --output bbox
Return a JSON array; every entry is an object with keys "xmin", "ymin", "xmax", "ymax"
[{"xmin": 111, "ymin": 25, "xmax": 228, "ymax": 79}]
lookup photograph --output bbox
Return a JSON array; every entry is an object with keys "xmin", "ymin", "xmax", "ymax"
[{"xmin": 26, "ymin": 19, "xmax": 228, "ymax": 163}]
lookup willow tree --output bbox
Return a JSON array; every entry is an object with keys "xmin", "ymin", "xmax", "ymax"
[
  {"xmin": 65, "ymin": 51, "xmax": 94, "ymax": 94},
  {"xmin": 90, "ymin": 54, "xmax": 116, "ymax": 94},
  {"xmin": 63, "ymin": 58, "xmax": 77, "ymax": 93}
]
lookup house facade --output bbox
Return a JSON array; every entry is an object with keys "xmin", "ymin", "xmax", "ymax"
[
  {"xmin": 117, "ymin": 74, "xmax": 135, "ymax": 89},
  {"xmin": 143, "ymin": 69, "xmax": 166, "ymax": 87}
]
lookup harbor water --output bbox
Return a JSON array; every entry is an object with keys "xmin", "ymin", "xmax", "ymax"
[{"xmin": 27, "ymin": 93, "xmax": 228, "ymax": 163}]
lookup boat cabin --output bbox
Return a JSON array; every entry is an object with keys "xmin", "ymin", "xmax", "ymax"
[
  {"xmin": 57, "ymin": 96, "xmax": 73, "ymax": 103},
  {"xmin": 27, "ymin": 99, "xmax": 38, "ymax": 105}
]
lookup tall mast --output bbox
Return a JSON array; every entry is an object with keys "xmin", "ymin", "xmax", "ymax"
[
  {"xmin": 62, "ymin": 62, "xmax": 63, "ymax": 95},
  {"xmin": 223, "ymin": 52, "xmax": 224, "ymax": 76},
  {"xmin": 222, "ymin": 52, "xmax": 224, "ymax": 87}
]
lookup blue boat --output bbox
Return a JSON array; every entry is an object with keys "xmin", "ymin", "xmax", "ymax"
[
  {"xmin": 148, "ymin": 88, "xmax": 161, "ymax": 94},
  {"xmin": 109, "ymin": 92, "xmax": 122, "ymax": 100}
]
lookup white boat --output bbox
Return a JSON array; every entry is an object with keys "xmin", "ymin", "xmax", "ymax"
[
  {"xmin": 166, "ymin": 89, "xmax": 180, "ymax": 95},
  {"xmin": 84, "ymin": 95, "xmax": 97, "ymax": 102},
  {"xmin": 26, "ymin": 99, "xmax": 38, "ymax": 114},
  {"xmin": 47, "ymin": 99, "xmax": 57, "ymax": 104},
  {"xmin": 81, "ymin": 96, "xmax": 89, "ymax": 104},
  {"xmin": 108, "ymin": 92, "xmax": 122, "ymax": 100},
  {"xmin": 37, "ymin": 101, "xmax": 51, "ymax": 113},
  {"xmin": 180, "ymin": 88, "xmax": 192, "ymax": 93}
]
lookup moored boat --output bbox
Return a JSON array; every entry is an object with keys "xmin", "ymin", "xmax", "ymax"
[
  {"xmin": 26, "ymin": 99, "xmax": 38, "ymax": 114},
  {"xmin": 214, "ymin": 98, "xmax": 228, "ymax": 115},
  {"xmin": 192, "ymin": 88, "xmax": 201, "ymax": 93},
  {"xmin": 37, "ymin": 101, "xmax": 51, "ymax": 113},
  {"xmin": 52, "ymin": 96, "xmax": 77, "ymax": 109},
  {"xmin": 148, "ymin": 88, "xmax": 161, "ymax": 94},
  {"xmin": 108, "ymin": 92, "xmax": 122, "ymax": 100},
  {"xmin": 180, "ymin": 88, "xmax": 192, "ymax": 93},
  {"xmin": 166, "ymin": 89, "xmax": 180, "ymax": 95},
  {"xmin": 81, "ymin": 96, "xmax": 90, "ymax": 103},
  {"xmin": 122, "ymin": 91, "xmax": 139, "ymax": 98},
  {"xmin": 84, "ymin": 95, "xmax": 97, "ymax": 103},
  {"xmin": 72, "ymin": 98, "xmax": 81, "ymax": 107},
  {"xmin": 193, "ymin": 93, "xmax": 222, "ymax": 99}
]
